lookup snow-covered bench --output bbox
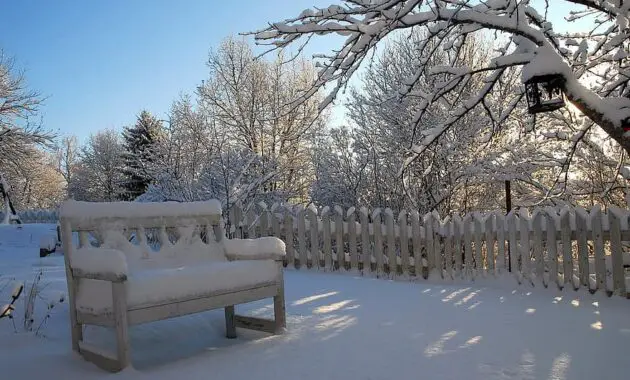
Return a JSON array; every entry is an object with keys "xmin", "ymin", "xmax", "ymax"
[{"xmin": 59, "ymin": 200, "xmax": 286, "ymax": 372}]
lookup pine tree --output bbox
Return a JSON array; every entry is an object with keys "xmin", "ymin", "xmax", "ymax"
[{"xmin": 121, "ymin": 111, "xmax": 162, "ymax": 200}]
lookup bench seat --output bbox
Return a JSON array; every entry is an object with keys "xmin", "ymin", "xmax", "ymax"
[{"xmin": 76, "ymin": 259, "xmax": 279, "ymax": 314}]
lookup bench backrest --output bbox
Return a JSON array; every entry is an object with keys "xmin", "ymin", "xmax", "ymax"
[{"xmin": 59, "ymin": 200, "xmax": 225, "ymax": 273}]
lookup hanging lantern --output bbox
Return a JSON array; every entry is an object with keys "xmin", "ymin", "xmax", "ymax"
[{"xmin": 524, "ymin": 74, "xmax": 566, "ymax": 114}]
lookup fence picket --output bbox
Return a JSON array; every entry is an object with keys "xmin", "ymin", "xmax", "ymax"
[
  {"xmin": 545, "ymin": 209, "xmax": 558, "ymax": 289},
  {"xmin": 399, "ymin": 211, "xmax": 409, "ymax": 276},
  {"xmin": 463, "ymin": 215, "xmax": 473, "ymax": 280},
  {"xmin": 608, "ymin": 206, "xmax": 626, "ymax": 296},
  {"xmin": 335, "ymin": 206, "xmax": 345, "ymax": 270},
  {"xmin": 308, "ymin": 206, "xmax": 320, "ymax": 269},
  {"xmin": 495, "ymin": 212, "xmax": 506, "ymax": 273},
  {"xmin": 575, "ymin": 206, "xmax": 590, "ymax": 288},
  {"xmin": 560, "ymin": 209, "xmax": 573, "ymax": 289},
  {"xmin": 444, "ymin": 217, "xmax": 453, "ymax": 280},
  {"xmin": 485, "ymin": 213, "xmax": 495, "ymax": 276},
  {"xmin": 519, "ymin": 208, "xmax": 531, "ymax": 284},
  {"xmin": 360, "ymin": 207, "xmax": 370, "ymax": 274},
  {"xmin": 532, "ymin": 210, "xmax": 544, "ymax": 286},
  {"xmin": 259, "ymin": 202, "xmax": 269, "ymax": 237},
  {"xmin": 507, "ymin": 211, "xmax": 520, "ymax": 284},
  {"xmin": 591, "ymin": 205, "xmax": 606, "ymax": 292},
  {"xmin": 229, "ymin": 203, "xmax": 242, "ymax": 239},
  {"xmin": 271, "ymin": 204, "xmax": 282, "ymax": 238},
  {"xmin": 246, "ymin": 208, "xmax": 257, "ymax": 238},
  {"xmin": 373, "ymin": 209, "xmax": 384, "ymax": 276},
  {"xmin": 453, "ymin": 214, "xmax": 463, "ymax": 279},
  {"xmin": 284, "ymin": 208, "xmax": 294, "ymax": 268},
  {"xmin": 473, "ymin": 213, "xmax": 484, "ymax": 279},
  {"xmin": 432, "ymin": 212, "xmax": 442, "ymax": 279},
  {"xmin": 322, "ymin": 207, "xmax": 332, "ymax": 270},
  {"xmin": 297, "ymin": 206, "xmax": 307, "ymax": 269},
  {"xmin": 411, "ymin": 211, "xmax": 422, "ymax": 277},
  {"xmin": 424, "ymin": 213, "xmax": 435, "ymax": 278},
  {"xmin": 385, "ymin": 208, "xmax": 396, "ymax": 276},
  {"xmin": 348, "ymin": 208, "xmax": 358, "ymax": 271}
]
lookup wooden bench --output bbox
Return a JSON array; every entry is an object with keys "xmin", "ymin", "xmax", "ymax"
[{"xmin": 59, "ymin": 200, "xmax": 286, "ymax": 372}]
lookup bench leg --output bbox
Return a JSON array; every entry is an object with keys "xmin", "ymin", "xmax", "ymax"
[
  {"xmin": 274, "ymin": 268, "xmax": 286, "ymax": 333},
  {"xmin": 112, "ymin": 282, "xmax": 130, "ymax": 369},
  {"xmin": 67, "ymin": 277, "xmax": 83, "ymax": 352},
  {"xmin": 70, "ymin": 314, "xmax": 83, "ymax": 352},
  {"xmin": 225, "ymin": 306, "xmax": 237, "ymax": 339}
]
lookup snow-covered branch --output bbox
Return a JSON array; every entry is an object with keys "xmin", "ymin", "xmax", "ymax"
[{"xmin": 254, "ymin": 0, "xmax": 630, "ymax": 154}]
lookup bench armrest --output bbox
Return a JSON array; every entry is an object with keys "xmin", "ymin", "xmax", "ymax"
[
  {"xmin": 71, "ymin": 248, "xmax": 128, "ymax": 283},
  {"xmin": 72, "ymin": 268, "xmax": 127, "ymax": 282},
  {"xmin": 224, "ymin": 237, "xmax": 286, "ymax": 261}
]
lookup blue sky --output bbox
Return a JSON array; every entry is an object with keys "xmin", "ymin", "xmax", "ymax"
[
  {"xmin": 1, "ymin": 1, "xmax": 590, "ymax": 143},
  {"xmin": 0, "ymin": 0, "xmax": 342, "ymax": 142}
]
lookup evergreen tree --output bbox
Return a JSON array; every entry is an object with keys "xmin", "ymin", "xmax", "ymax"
[{"xmin": 121, "ymin": 110, "xmax": 162, "ymax": 200}]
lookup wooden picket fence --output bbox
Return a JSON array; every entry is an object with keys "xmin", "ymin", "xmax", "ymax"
[
  {"xmin": 228, "ymin": 203, "xmax": 630, "ymax": 297},
  {"xmin": 0, "ymin": 209, "xmax": 59, "ymax": 224}
]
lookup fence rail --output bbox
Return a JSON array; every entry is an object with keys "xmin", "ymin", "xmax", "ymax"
[{"xmin": 229, "ymin": 203, "xmax": 630, "ymax": 297}]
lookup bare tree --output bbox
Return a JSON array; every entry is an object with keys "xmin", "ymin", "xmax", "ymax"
[
  {"xmin": 69, "ymin": 130, "xmax": 125, "ymax": 201},
  {"xmin": 53, "ymin": 135, "xmax": 79, "ymax": 197},
  {"xmin": 1, "ymin": 50, "xmax": 53, "ymax": 219},
  {"xmin": 198, "ymin": 37, "xmax": 327, "ymax": 203}
]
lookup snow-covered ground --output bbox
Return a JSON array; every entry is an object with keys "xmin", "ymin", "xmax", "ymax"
[{"xmin": 1, "ymin": 224, "xmax": 630, "ymax": 379}]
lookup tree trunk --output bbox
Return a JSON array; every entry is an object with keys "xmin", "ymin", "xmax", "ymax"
[{"xmin": 0, "ymin": 173, "xmax": 21, "ymax": 224}]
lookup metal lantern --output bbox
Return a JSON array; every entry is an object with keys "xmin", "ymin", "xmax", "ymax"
[{"xmin": 525, "ymin": 74, "xmax": 566, "ymax": 114}]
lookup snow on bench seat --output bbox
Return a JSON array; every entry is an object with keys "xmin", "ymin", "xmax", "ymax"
[{"xmin": 76, "ymin": 259, "xmax": 279, "ymax": 314}]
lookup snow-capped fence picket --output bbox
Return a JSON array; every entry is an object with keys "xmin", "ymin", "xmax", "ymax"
[{"xmin": 228, "ymin": 202, "xmax": 630, "ymax": 298}]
